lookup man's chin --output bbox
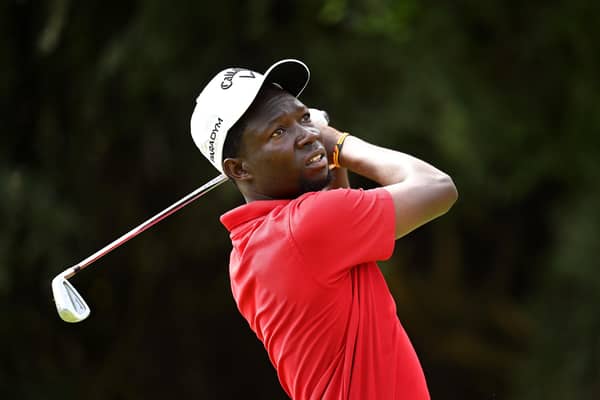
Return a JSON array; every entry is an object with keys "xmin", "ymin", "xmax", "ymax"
[{"xmin": 299, "ymin": 169, "xmax": 332, "ymax": 194}]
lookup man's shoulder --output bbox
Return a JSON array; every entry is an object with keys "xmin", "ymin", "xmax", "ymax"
[
  {"xmin": 221, "ymin": 188, "xmax": 388, "ymax": 232},
  {"xmin": 290, "ymin": 187, "xmax": 387, "ymax": 214}
]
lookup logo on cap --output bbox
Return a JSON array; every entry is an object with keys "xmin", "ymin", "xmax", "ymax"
[
  {"xmin": 220, "ymin": 68, "xmax": 256, "ymax": 90},
  {"xmin": 207, "ymin": 117, "xmax": 224, "ymax": 162}
]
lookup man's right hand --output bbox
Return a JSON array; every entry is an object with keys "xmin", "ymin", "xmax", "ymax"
[{"xmin": 309, "ymin": 108, "xmax": 344, "ymax": 165}]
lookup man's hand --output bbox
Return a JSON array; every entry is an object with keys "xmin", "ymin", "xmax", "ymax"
[
  {"xmin": 309, "ymin": 109, "xmax": 349, "ymax": 189},
  {"xmin": 320, "ymin": 125, "xmax": 344, "ymax": 166},
  {"xmin": 308, "ymin": 109, "xmax": 343, "ymax": 165}
]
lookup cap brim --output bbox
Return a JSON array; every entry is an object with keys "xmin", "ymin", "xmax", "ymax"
[{"xmin": 263, "ymin": 59, "xmax": 310, "ymax": 98}]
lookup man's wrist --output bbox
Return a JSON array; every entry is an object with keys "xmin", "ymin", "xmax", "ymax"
[{"xmin": 332, "ymin": 133, "xmax": 350, "ymax": 169}]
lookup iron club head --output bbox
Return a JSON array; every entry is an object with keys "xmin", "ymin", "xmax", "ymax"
[{"xmin": 52, "ymin": 271, "xmax": 90, "ymax": 323}]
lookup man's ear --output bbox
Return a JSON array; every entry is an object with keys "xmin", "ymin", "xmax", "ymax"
[{"xmin": 223, "ymin": 158, "xmax": 252, "ymax": 182}]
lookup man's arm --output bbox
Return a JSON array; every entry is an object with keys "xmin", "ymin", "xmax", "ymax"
[{"xmin": 321, "ymin": 127, "xmax": 458, "ymax": 239}]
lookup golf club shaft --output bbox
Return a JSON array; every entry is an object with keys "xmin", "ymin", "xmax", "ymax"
[{"xmin": 64, "ymin": 174, "xmax": 229, "ymax": 279}]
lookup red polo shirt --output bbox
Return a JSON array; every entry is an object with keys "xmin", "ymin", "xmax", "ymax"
[{"xmin": 220, "ymin": 188, "xmax": 430, "ymax": 400}]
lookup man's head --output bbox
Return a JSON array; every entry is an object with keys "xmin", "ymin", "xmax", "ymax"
[
  {"xmin": 190, "ymin": 60, "xmax": 331, "ymax": 201},
  {"xmin": 222, "ymin": 84, "xmax": 331, "ymax": 200}
]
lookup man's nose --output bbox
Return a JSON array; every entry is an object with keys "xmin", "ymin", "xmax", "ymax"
[{"xmin": 296, "ymin": 126, "xmax": 320, "ymax": 147}]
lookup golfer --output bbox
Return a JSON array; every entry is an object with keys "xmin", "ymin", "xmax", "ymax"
[{"xmin": 191, "ymin": 59, "xmax": 457, "ymax": 399}]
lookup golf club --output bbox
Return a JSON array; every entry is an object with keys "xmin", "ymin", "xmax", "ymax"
[
  {"xmin": 52, "ymin": 108, "xmax": 330, "ymax": 323},
  {"xmin": 52, "ymin": 174, "xmax": 228, "ymax": 322}
]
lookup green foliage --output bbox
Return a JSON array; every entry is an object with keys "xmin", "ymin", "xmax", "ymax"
[{"xmin": 2, "ymin": 0, "xmax": 599, "ymax": 398}]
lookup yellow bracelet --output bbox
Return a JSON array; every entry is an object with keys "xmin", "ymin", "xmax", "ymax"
[{"xmin": 332, "ymin": 132, "xmax": 350, "ymax": 169}]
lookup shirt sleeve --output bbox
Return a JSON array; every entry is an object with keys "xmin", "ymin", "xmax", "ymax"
[{"xmin": 288, "ymin": 188, "xmax": 396, "ymax": 282}]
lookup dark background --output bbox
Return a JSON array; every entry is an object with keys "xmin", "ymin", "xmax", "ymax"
[{"xmin": 2, "ymin": 0, "xmax": 599, "ymax": 398}]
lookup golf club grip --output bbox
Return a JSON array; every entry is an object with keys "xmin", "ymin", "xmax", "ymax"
[{"xmin": 66, "ymin": 174, "xmax": 229, "ymax": 278}]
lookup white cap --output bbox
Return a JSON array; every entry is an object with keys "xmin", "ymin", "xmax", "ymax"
[{"xmin": 190, "ymin": 59, "xmax": 310, "ymax": 173}]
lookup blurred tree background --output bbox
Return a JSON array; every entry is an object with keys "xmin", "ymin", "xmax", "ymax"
[{"xmin": 1, "ymin": 0, "xmax": 599, "ymax": 398}]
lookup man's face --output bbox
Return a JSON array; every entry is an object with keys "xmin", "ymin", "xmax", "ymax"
[{"xmin": 238, "ymin": 89, "xmax": 331, "ymax": 199}]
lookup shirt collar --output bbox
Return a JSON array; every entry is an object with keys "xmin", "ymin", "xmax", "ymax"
[{"xmin": 220, "ymin": 199, "xmax": 290, "ymax": 232}]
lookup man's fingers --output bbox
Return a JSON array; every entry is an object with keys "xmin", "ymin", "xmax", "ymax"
[{"xmin": 309, "ymin": 108, "xmax": 330, "ymax": 126}]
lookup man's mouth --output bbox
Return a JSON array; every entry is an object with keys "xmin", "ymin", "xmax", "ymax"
[
  {"xmin": 307, "ymin": 153, "xmax": 324, "ymax": 165},
  {"xmin": 305, "ymin": 149, "xmax": 327, "ymax": 167}
]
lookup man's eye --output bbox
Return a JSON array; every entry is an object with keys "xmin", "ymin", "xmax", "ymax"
[{"xmin": 271, "ymin": 128, "xmax": 285, "ymax": 138}]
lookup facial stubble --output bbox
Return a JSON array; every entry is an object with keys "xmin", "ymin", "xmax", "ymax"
[{"xmin": 298, "ymin": 167, "xmax": 333, "ymax": 194}]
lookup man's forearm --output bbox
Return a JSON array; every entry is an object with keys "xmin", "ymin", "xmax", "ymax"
[{"xmin": 339, "ymin": 136, "xmax": 449, "ymax": 186}]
